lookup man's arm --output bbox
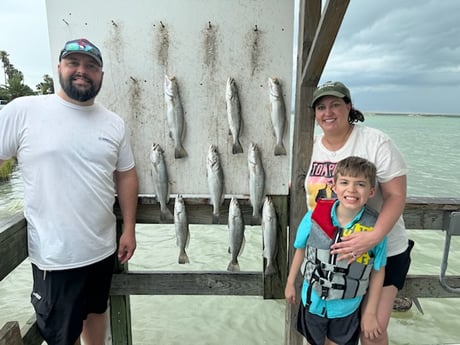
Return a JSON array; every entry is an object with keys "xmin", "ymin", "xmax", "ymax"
[{"xmin": 115, "ymin": 167, "xmax": 139, "ymax": 264}]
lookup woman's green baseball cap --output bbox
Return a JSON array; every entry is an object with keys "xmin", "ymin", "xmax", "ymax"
[{"xmin": 311, "ymin": 81, "xmax": 351, "ymax": 107}]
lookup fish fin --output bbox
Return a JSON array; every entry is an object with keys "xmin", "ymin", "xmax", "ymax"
[
  {"xmin": 227, "ymin": 261, "xmax": 240, "ymax": 272},
  {"xmin": 264, "ymin": 262, "xmax": 276, "ymax": 276},
  {"xmin": 178, "ymin": 252, "xmax": 190, "ymax": 264},
  {"xmin": 175, "ymin": 145, "xmax": 187, "ymax": 159},
  {"xmin": 160, "ymin": 207, "xmax": 174, "ymax": 223},
  {"xmin": 274, "ymin": 143, "xmax": 286, "ymax": 156},
  {"xmin": 227, "ymin": 246, "xmax": 231, "ymax": 254},
  {"xmin": 232, "ymin": 141, "xmax": 244, "ymax": 154}
]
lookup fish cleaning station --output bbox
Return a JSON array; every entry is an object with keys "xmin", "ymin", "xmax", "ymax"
[{"xmin": 1, "ymin": 0, "xmax": 460, "ymax": 344}]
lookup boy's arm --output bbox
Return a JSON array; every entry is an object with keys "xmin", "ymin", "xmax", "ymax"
[
  {"xmin": 360, "ymin": 267, "xmax": 385, "ymax": 340},
  {"xmin": 285, "ymin": 248, "xmax": 305, "ymax": 305}
]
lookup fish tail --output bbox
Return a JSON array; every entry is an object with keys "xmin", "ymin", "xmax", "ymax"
[
  {"xmin": 160, "ymin": 207, "xmax": 173, "ymax": 223},
  {"xmin": 251, "ymin": 210, "xmax": 261, "ymax": 225},
  {"xmin": 227, "ymin": 260, "xmax": 240, "ymax": 272},
  {"xmin": 232, "ymin": 140, "xmax": 244, "ymax": 154},
  {"xmin": 174, "ymin": 145, "xmax": 187, "ymax": 159},
  {"xmin": 212, "ymin": 213, "xmax": 220, "ymax": 224},
  {"xmin": 178, "ymin": 252, "xmax": 190, "ymax": 264},
  {"xmin": 274, "ymin": 143, "xmax": 286, "ymax": 156},
  {"xmin": 264, "ymin": 262, "xmax": 276, "ymax": 276}
]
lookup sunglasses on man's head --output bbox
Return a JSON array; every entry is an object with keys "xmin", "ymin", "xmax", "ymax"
[{"xmin": 63, "ymin": 41, "xmax": 101, "ymax": 56}]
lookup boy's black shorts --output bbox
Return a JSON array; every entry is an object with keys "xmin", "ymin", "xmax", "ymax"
[
  {"xmin": 296, "ymin": 302, "xmax": 360, "ymax": 345},
  {"xmin": 30, "ymin": 253, "xmax": 115, "ymax": 345}
]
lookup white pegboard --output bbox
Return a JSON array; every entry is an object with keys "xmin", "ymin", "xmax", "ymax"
[{"xmin": 46, "ymin": 0, "xmax": 294, "ymax": 195}]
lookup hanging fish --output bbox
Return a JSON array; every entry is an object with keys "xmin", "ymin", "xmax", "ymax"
[
  {"xmin": 268, "ymin": 77, "xmax": 287, "ymax": 156},
  {"xmin": 248, "ymin": 142, "xmax": 265, "ymax": 223},
  {"xmin": 206, "ymin": 144, "xmax": 224, "ymax": 224},
  {"xmin": 174, "ymin": 194, "xmax": 190, "ymax": 264},
  {"xmin": 164, "ymin": 75, "xmax": 187, "ymax": 159},
  {"xmin": 262, "ymin": 196, "xmax": 278, "ymax": 275},
  {"xmin": 227, "ymin": 197, "xmax": 245, "ymax": 272},
  {"xmin": 226, "ymin": 77, "xmax": 243, "ymax": 154},
  {"xmin": 150, "ymin": 143, "xmax": 172, "ymax": 222}
]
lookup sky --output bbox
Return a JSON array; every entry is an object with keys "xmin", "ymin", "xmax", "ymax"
[{"xmin": 1, "ymin": 0, "xmax": 460, "ymax": 114}]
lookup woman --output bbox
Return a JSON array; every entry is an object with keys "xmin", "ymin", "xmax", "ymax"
[{"xmin": 305, "ymin": 81, "xmax": 413, "ymax": 345}]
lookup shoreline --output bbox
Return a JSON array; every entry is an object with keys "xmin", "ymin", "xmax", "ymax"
[{"xmin": 364, "ymin": 111, "xmax": 460, "ymax": 118}]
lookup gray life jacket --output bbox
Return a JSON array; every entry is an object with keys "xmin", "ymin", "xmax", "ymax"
[{"xmin": 300, "ymin": 199, "xmax": 378, "ymax": 306}]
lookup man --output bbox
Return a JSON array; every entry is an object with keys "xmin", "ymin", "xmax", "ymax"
[{"xmin": 0, "ymin": 38, "xmax": 138, "ymax": 345}]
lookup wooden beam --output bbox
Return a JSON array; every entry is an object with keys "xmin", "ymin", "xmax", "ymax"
[
  {"xmin": 0, "ymin": 212, "xmax": 27, "ymax": 281},
  {"xmin": 301, "ymin": 0, "xmax": 350, "ymax": 87},
  {"xmin": 21, "ymin": 315, "xmax": 43, "ymax": 345},
  {"xmin": 110, "ymin": 271, "xmax": 263, "ymax": 296},
  {"xmin": 0, "ymin": 321, "xmax": 23, "ymax": 345},
  {"xmin": 399, "ymin": 275, "xmax": 460, "ymax": 298}
]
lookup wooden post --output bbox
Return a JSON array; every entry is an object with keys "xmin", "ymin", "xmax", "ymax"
[
  {"xmin": 0, "ymin": 321, "xmax": 23, "ymax": 345},
  {"xmin": 110, "ymin": 220, "xmax": 133, "ymax": 345}
]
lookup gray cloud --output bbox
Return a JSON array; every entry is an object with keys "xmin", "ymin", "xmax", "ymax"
[{"xmin": 321, "ymin": 0, "xmax": 460, "ymax": 114}]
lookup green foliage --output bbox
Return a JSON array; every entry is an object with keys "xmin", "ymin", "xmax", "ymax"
[
  {"xmin": 36, "ymin": 74, "xmax": 54, "ymax": 95},
  {"xmin": 0, "ymin": 158, "xmax": 17, "ymax": 182},
  {"xmin": 0, "ymin": 50, "xmax": 54, "ymax": 102}
]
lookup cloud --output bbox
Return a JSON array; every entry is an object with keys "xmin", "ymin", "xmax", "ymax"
[
  {"xmin": 321, "ymin": 0, "xmax": 460, "ymax": 113},
  {"xmin": 0, "ymin": 0, "xmax": 51, "ymax": 87}
]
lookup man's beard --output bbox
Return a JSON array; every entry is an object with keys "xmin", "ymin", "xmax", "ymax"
[{"xmin": 59, "ymin": 73, "xmax": 102, "ymax": 102}]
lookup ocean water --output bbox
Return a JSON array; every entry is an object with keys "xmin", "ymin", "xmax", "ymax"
[{"xmin": 0, "ymin": 114, "xmax": 459, "ymax": 344}]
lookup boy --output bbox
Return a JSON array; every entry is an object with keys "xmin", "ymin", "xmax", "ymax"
[{"xmin": 285, "ymin": 156, "xmax": 387, "ymax": 345}]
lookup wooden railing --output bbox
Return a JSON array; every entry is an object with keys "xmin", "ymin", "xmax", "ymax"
[{"xmin": 1, "ymin": 196, "xmax": 459, "ymax": 344}]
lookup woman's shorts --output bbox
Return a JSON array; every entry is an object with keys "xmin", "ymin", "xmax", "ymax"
[
  {"xmin": 30, "ymin": 253, "xmax": 115, "ymax": 345},
  {"xmin": 383, "ymin": 239, "xmax": 414, "ymax": 290}
]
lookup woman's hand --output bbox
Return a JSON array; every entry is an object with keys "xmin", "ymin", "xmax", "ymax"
[{"xmin": 330, "ymin": 231, "xmax": 379, "ymax": 263}]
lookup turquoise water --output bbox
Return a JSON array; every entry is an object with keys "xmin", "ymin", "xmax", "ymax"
[{"xmin": 0, "ymin": 114, "xmax": 459, "ymax": 344}]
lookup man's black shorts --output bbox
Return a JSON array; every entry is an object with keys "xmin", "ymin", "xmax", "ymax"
[{"xmin": 30, "ymin": 253, "xmax": 115, "ymax": 345}]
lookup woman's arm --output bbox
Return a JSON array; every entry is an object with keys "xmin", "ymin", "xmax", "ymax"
[{"xmin": 331, "ymin": 175, "xmax": 406, "ymax": 261}]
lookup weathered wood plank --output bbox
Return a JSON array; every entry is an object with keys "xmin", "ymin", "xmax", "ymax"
[
  {"xmin": 399, "ymin": 275, "xmax": 460, "ymax": 298},
  {"xmin": 301, "ymin": 0, "xmax": 351, "ymax": 86},
  {"xmin": 0, "ymin": 212, "xmax": 27, "ymax": 282},
  {"xmin": 21, "ymin": 315, "xmax": 43, "ymax": 345},
  {"xmin": 110, "ymin": 271, "xmax": 263, "ymax": 296},
  {"xmin": 0, "ymin": 321, "xmax": 23, "ymax": 345}
]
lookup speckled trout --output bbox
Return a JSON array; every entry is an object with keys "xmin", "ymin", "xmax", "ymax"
[
  {"xmin": 174, "ymin": 194, "xmax": 190, "ymax": 264},
  {"xmin": 164, "ymin": 75, "xmax": 186, "ymax": 159},
  {"xmin": 262, "ymin": 196, "xmax": 277, "ymax": 275},
  {"xmin": 227, "ymin": 197, "xmax": 245, "ymax": 272},
  {"xmin": 226, "ymin": 77, "xmax": 243, "ymax": 154},
  {"xmin": 268, "ymin": 77, "xmax": 287, "ymax": 156},
  {"xmin": 150, "ymin": 143, "xmax": 172, "ymax": 222},
  {"xmin": 248, "ymin": 142, "xmax": 265, "ymax": 222},
  {"xmin": 206, "ymin": 144, "xmax": 224, "ymax": 224}
]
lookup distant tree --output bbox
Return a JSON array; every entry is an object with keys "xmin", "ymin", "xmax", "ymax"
[
  {"xmin": 4, "ymin": 75, "xmax": 35, "ymax": 99},
  {"xmin": 36, "ymin": 74, "xmax": 54, "ymax": 94},
  {"xmin": 0, "ymin": 50, "xmax": 41, "ymax": 101}
]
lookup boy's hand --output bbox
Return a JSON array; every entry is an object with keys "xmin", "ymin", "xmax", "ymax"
[
  {"xmin": 361, "ymin": 313, "xmax": 382, "ymax": 340},
  {"xmin": 285, "ymin": 283, "xmax": 297, "ymax": 304}
]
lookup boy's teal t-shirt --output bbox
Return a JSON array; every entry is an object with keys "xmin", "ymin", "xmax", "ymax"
[{"xmin": 294, "ymin": 200, "xmax": 387, "ymax": 318}]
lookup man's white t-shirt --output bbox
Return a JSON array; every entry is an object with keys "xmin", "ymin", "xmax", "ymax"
[{"xmin": 0, "ymin": 94, "xmax": 135, "ymax": 270}]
